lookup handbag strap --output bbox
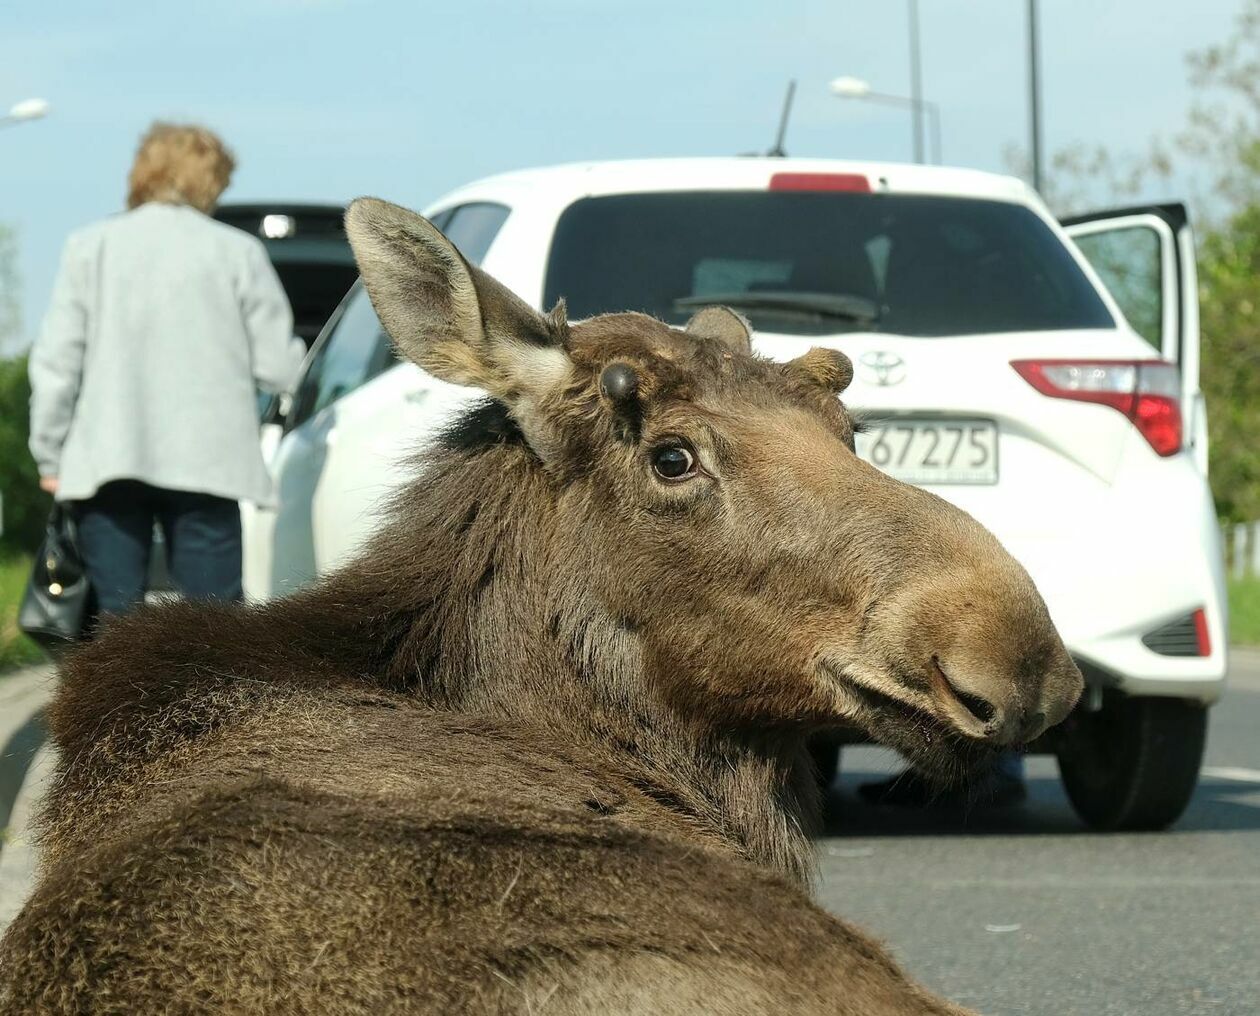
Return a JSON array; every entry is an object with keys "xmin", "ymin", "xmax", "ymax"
[
  {"xmin": 44, "ymin": 501, "xmax": 83, "ymax": 564},
  {"xmin": 46, "ymin": 502, "xmax": 65, "ymax": 542}
]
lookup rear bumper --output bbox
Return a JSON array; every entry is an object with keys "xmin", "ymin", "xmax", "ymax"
[
  {"xmin": 973, "ymin": 468, "xmax": 1228, "ymax": 706},
  {"xmin": 1071, "ymin": 654, "xmax": 1225, "ymax": 704}
]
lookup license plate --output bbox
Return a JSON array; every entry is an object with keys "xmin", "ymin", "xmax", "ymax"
[{"xmin": 855, "ymin": 418, "xmax": 998, "ymax": 485}]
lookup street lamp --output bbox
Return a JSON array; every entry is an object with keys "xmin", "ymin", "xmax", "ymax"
[
  {"xmin": 1, "ymin": 98, "xmax": 50, "ymax": 129},
  {"xmin": 1027, "ymin": 0, "xmax": 1044, "ymax": 192},
  {"xmin": 830, "ymin": 76, "xmax": 942, "ymax": 166}
]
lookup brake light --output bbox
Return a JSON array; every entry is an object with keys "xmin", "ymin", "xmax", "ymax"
[
  {"xmin": 768, "ymin": 172, "xmax": 870, "ymax": 193},
  {"xmin": 1010, "ymin": 359, "xmax": 1182, "ymax": 457}
]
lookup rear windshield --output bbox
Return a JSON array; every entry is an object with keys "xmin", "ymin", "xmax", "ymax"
[{"xmin": 543, "ymin": 191, "xmax": 1114, "ymax": 337}]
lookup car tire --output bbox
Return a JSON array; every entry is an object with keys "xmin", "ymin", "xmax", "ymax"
[{"xmin": 1056, "ymin": 693, "xmax": 1206, "ymax": 831}]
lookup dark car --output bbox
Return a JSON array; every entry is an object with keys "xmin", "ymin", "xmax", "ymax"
[{"xmin": 213, "ymin": 202, "xmax": 358, "ymax": 347}]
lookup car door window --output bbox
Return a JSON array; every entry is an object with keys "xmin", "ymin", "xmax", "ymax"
[
  {"xmin": 285, "ymin": 202, "xmax": 510, "ymax": 431},
  {"xmin": 441, "ymin": 202, "xmax": 510, "ymax": 266},
  {"xmin": 1071, "ymin": 225, "xmax": 1164, "ymax": 350},
  {"xmin": 288, "ymin": 284, "xmax": 395, "ymax": 429}
]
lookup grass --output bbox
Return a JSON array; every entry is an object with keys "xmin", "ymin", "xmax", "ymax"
[
  {"xmin": 0, "ymin": 553, "xmax": 44, "ymax": 674},
  {"xmin": 1228, "ymin": 575, "xmax": 1260, "ymax": 647}
]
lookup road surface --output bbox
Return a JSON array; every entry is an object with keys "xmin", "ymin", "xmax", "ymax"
[{"xmin": 818, "ymin": 651, "xmax": 1260, "ymax": 1015}]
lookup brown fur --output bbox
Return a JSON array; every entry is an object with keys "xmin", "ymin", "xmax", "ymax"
[{"xmin": 0, "ymin": 199, "xmax": 1082, "ymax": 1014}]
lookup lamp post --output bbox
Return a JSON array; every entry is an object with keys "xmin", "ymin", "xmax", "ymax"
[
  {"xmin": 830, "ymin": 77, "xmax": 942, "ymax": 165},
  {"xmin": 0, "ymin": 98, "xmax": 50, "ymax": 129},
  {"xmin": 1027, "ymin": 0, "xmax": 1044, "ymax": 192},
  {"xmin": 907, "ymin": 0, "xmax": 925, "ymax": 167}
]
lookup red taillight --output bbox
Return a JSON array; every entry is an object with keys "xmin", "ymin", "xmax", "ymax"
[
  {"xmin": 768, "ymin": 172, "xmax": 870, "ymax": 193},
  {"xmin": 1010, "ymin": 359, "xmax": 1182, "ymax": 457},
  {"xmin": 1193, "ymin": 607, "xmax": 1212, "ymax": 657}
]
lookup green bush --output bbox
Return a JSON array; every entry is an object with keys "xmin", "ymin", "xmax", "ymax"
[
  {"xmin": 0, "ymin": 552, "xmax": 43, "ymax": 671},
  {"xmin": 0, "ymin": 355, "xmax": 49, "ymax": 557},
  {"xmin": 1228, "ymin": 576, "xmax": 1260, "ymax": 647},
  {"xmin": 1199, "ymin": 208, "xmax": 1260, "ymax": 524}
]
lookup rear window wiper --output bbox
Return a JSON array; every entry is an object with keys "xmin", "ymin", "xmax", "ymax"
[{"xmin": 673, "ymin": 291, "xmax": 881, "ymax": 325}]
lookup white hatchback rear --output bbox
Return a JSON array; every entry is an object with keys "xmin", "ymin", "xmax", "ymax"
[{"xmin": 245, "ymin": 158, "xmax": 1225, "ymax": 831}]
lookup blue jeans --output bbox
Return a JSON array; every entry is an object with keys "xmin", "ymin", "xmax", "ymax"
[{"xmin": 73, "ymin": 480, "xmax": 242, "ymax": 617}]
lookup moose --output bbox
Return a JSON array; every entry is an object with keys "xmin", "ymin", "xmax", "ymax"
[{"xmin": 0, "ymin": 198, "xmax": 1083, "ymax": 1014}]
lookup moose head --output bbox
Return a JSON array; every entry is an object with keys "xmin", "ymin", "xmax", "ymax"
[{"xmin": 345, "ymin": 198, "xmax": 1083, "ymax": 780}]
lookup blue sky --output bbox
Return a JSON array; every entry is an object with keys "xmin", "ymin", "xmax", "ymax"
[{"xmin": 0, "ymin": 0, "xmax": 1244, "ymax": 354}]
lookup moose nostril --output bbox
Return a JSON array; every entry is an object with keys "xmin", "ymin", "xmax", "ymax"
[
  {"xmin": 1019, "ymin": 711, "xmax": 1047, "ymax": 741},
  {"xmin": 931, "ymin": 657, "xmax": 998, "ymax": 727},
  {"xmin": 952, "ymin": 686, "xmax": 997, "ymax": 726}
]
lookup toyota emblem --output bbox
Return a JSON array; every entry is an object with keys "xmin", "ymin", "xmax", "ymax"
[{"xmin": 858, "ymin": 350, "xmax": 906, "ymax": 386}]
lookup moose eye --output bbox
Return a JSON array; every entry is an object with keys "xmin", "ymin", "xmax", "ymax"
[{"xmin": 651, "ymin": 443, "xmax": 697, "ymax": 481}]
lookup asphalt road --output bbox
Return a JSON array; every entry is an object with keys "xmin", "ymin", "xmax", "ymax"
[{"xmin": 818, "ymin": 654, "xmax": 1260, "ymax": 1016}]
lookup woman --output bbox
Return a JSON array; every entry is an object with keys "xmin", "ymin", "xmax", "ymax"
[{"xmin": 28, "ymin": 122, "xmax": 299, "ymax": 615}]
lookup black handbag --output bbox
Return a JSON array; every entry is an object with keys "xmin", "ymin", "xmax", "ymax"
[{"xmin": 18, "ymin": 503, "xmax": 91, "ymax": 649}]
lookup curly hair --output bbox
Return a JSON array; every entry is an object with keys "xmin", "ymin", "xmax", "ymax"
[{"xmin": 126, "ymin": 122, "xmax": 236, "ymax": 213}]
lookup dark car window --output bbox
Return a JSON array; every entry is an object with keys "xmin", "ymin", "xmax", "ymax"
[
  {"xmin": 441, "ymin": 202, "xmax": 510, "ymax": 266},
  {"xmin": 270, "ymin": 253, "xmax": 359, "ymax": 344},
  {"xmin": 215, "ymin": 204, "xmax": 357, "ymax": 344},
  {"xmin": 289, "ymin": 283, "xmax": 396, "ymax": 429},
  {"xmin": 543, "ymin": 192, "xmax": 1114, "ymax": 337}
]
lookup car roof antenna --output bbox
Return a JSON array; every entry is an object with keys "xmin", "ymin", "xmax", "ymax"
[{"xmin": 766, "ymin": 79, "xmax": 796, "ymax": 158}]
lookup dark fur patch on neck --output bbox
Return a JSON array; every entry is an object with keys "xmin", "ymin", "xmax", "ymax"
[{"xmin": 438, "ymin": 399, "xmax": 525, "ymax": 453}]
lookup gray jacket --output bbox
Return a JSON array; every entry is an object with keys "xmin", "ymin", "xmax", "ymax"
[{"xmin": 28, "ymin": 202, "xmax": 300, "ymax": 505}]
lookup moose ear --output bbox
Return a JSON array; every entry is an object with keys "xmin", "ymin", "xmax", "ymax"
[
  {"xmin": 684, "ymin": 306, "xmax": 752, "ymax": 355},
  {"xmin": 784, "ymin": 347, "xmax": 854, "ymax": 394},
  {"xmin": 345, "ymin": 197, "xmax": 570, "ymax": 399}
]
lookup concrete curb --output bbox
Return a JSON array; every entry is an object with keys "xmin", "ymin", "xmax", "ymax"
[
  {"xmin": 0, "ymin": 743, "xmax": 54, "ymax": 937},
  {"xmin": 0, "ymin": 663, "xmax": 55, "ymax": 714},
  {"xmin": 0, "ymin": 665, "xmax": 54, "ymax": 829},
  {"xmin": 0, "ymin": 665, "xmax": 55, "ymax": 937}
]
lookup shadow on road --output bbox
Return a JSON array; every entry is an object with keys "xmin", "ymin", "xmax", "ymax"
[
  {"xmin": 821, "ymin": 769, "xmax": 1260, "ymax": 837},
  {"xmin": 0, "ymin": 709, "xmax": 46, "ymax": 839}
]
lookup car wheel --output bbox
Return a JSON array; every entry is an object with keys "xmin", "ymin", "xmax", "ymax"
[{"xmin": 1056, "ymin": 693, "xmax": 1206, "ymax": 831}]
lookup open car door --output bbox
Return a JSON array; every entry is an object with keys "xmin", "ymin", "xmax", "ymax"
[{"xmin": 1061, "ymin": 203, "xmax": 1206, "ymax": 473}]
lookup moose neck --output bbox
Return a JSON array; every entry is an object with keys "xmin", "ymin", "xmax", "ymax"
[{"xmin": 343, "ymin": 436, "xmax": 818, "ymax": 884}]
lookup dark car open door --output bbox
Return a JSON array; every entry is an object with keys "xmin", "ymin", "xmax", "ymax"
[{"xmin": 1061, "ymin": 203, "xmax": 1206, "ymax": 473}]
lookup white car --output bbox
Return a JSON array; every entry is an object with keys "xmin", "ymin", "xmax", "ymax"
[{"xmin": 243, "ymin": 158, "xmax": 1226, "ymax": 831}]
